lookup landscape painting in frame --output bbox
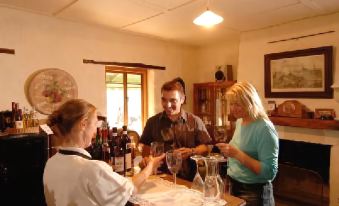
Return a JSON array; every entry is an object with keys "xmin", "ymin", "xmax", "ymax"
[{"xmin": 264, "ymin": 46, "xmax": 333, "ymax": 98}]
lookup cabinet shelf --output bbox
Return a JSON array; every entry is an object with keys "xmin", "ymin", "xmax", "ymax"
[
  {"xmin": 193, "ymin": 81, "xmax": 236, "ymax": 143},
  {"xmin": 195, "ymin": 112, "xmax": 212, "ymax": 116},
  {"xmin": 269, "ymin": 116, "xmax": 339, "ymax": 130}
]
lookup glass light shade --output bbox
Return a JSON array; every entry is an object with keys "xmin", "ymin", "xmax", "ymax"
[{"xmin": 193, "ymin": 10, "xmax": 223, "ymax": 27}]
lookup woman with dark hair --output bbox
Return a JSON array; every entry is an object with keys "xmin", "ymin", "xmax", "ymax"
[{"xmin": 43, "ymin": 99, "xmax": 164, "ymax": 206}]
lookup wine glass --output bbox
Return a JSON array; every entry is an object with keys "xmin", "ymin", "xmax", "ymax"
[
  {"xmin": 150, "ymin": 141, "xmax": 164, "ymax": 174},
  {"xmin": 166, "ymin": 150, "xmax": 182, "ymax": 188},
  {"xmin": 190, "ymin": 154, "xmax": 204, "ymax": 193}
]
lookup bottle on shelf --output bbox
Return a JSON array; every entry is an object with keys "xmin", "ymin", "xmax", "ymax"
[
  {"xmin": 11, "ymin": 102, "xmax": 17, "ymax": 128},
  {"xmin": 14, "ymin": 105, "xmax": 24, "ymax": 130}
]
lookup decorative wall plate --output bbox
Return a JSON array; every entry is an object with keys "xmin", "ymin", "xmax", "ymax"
[{"xmin": 27, "ymin": 68, "xmax": 78, "ymax": 115}]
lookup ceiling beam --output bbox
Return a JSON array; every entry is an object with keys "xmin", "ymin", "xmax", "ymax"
[
  {"xmin": 83, "ymin": 59, "xmax": 165, "ymax": 70},
  {"xmin": 0, "ymin": 48, "xmax": 15, "ymax": 55}
]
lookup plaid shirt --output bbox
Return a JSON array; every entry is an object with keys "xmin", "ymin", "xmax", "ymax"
[{"xmin": 140, "ymin": 110, "xmax": 211, "ymax": 180}]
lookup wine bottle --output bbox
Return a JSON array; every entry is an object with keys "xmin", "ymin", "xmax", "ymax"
[
  {"xmin": 114, "ymin": 128, "xmax": 125, "ymax": 175},
  {"xmin": 101, "ymin": 122, "xmax": 110, "ymax": 163},
  {"xmin": 92, "ymin": 128, "xmax": 103, "ymax": 160},
  {"xmin": 110, "ymin": 127, "xmax": 118, "ymax": 171},
  {"xmin": 15, "ymin": 107, "xmax": 24, "ymax": 129},
  {"xmin": 11, "ymin": 102, "xmax": 17, "ymax": 128},
  {"xmin": 122, "ymin": 125, "xmax": 133, "ymax": 176}
]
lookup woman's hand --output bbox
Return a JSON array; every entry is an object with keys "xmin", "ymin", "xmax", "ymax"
[
  {"xmin": 139, "ymin": 156, "xmax": 149, "ymax": 169},
  {"xmin": 147, "ymin": 154, "xmax": 165, "ymax": 171},
  {"xmin": 132, "ymin": 154, "xmax": 165, "ymax": 192},
  {"xmin": 215, "ymin": 143, "xmax": 238, "ymax": 158}
]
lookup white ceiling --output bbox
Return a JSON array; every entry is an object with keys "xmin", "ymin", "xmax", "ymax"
[{"xmin": 1, "ymin": 0, "xmax": 339, "ymax": 46}]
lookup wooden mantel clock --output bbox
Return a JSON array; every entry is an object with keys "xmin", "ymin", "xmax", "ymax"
[
  {"xmin": 277, "ymin": 100, "xmax": 307, "ymax": 118},
  {"xmin": 26, "ymin": 68, "xmax": 78, "ymax": 115}
]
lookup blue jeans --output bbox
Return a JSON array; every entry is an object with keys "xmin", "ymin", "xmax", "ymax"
[{"xmin": 229, "ymin": 177, "xmax": 275, "ymax": 206}]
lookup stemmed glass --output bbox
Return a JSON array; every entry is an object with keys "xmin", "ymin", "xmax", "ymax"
[
  {"xmin": 190, "ymin": 154, "xmax": 204, "ymax": 193},
  {"xmin": 150, "ymin": 141, "xmax": 164, "ymax": 174},
  {"xmin": 166, "ymin": 150, "xmax": 182, "ymax": 188}
]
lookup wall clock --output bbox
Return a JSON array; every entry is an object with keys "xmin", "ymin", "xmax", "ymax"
[{"xmin": 27, "ymin": 68, "xmax": 78, "ymax": 115}]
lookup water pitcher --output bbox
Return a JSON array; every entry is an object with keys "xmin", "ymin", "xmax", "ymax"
[{"xmin": 203, "ymin": 156, "xmax": 225, "ymax": 204}]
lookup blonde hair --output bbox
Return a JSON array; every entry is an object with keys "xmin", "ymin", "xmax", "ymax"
[
  {"xmin": 47, "ymin": 99, "xmax": 96, "ymax": 136},
  {"xmin": 226, "ymin": 82, "xmax": 268, "ymax": 121}
]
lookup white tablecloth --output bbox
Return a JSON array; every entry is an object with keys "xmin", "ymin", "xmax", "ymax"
[{"xmin": 129, "ymin": 177, "xmax": 226, "ymax": 206}]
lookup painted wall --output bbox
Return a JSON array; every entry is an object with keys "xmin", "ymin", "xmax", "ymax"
[
  {"xmin": 194, "ymin": 39, "xmax": 240, "ymax": 83},
  {"xmin": 238, "ymin": 12, "xmax": 339, "ymax": 115},
  {"xmin": 0, "ymin": 7, "xmax": 196, "ymax": 119},
  {"xmin": 186, "ymin": 39, "xmax": 240, "ymax": 111}
]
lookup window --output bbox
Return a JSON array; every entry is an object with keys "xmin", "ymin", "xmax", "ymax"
[{"xmin": 105, "ymin": 67, "xmax": 147, "ymax": 134}]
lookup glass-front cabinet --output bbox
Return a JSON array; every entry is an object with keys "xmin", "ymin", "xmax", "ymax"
[{"xmin": 193, "ymin": 81, "xmax": 236, "ymax": 143}]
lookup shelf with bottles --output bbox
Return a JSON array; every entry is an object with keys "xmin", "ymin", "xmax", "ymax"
[
  {"xmin": 193, "ymin": 81, "xmax": 236, "ymax": 143},
  {"xmin": 1, "ymin": 102, "xmax": 41, "ymax": 135}
]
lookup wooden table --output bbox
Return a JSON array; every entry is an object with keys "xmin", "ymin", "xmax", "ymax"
[{"xmin": 133, "ymin": 174, "xmax": 246, "ymax": 206}]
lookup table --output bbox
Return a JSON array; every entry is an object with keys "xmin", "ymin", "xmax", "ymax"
[{"xmin": 133, "ymin": 174, "xmax": 246, "ymax": 206}]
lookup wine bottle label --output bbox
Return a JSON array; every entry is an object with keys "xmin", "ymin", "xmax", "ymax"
[
  {"xmin": 115, "ymin": 157, "xmax": 124, "ymax": 172},
  {"xmin": 126, "ymin": 143, "xmax": 131, "ymax": 150},
  {"xmin": 125, "ymin": 152, "xmax": 132, "ymax": 169},
  {"xmin": 15, "ymin": 120, "xmax": 23, "ymax": 129}
]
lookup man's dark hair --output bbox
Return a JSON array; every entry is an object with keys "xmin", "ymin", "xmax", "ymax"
[{"xmin": 161, "ymin": 77, "xmax": 186, "ymax": 104}]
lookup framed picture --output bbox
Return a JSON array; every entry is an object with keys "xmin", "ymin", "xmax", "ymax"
[
  {"xmin": 315, "ymin": 108, "xmax": 336, "ymax": 120},
  {"xmin": 267, "ymin": 100, "xmax": 276, "ymax": 116},
  {"xmin": 264, "ymin": 46, "xmax": 333, "ymax": 98}
]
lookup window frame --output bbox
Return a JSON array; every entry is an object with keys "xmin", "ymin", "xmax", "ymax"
[{"xmin": 105, "ymin": 66, "xmax": 148, "ymax": 130}]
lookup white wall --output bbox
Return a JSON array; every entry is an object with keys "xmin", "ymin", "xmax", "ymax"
[
  {"xmin": 238, "ymin": 12, "xmax": 339, "ymax": 115},
  {"xmin": 186, "ymin": 39, "xmax": 240, "ymax": 110},
  {"xmin": 194, "ymin": 39, "xmax": 240, "ymax": 83},
  {"xmin": 0, "ymin": 7, "xmax": 196, "ymax": 118}
]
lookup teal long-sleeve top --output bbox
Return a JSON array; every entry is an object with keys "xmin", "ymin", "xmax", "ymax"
[{"xmin": 227, "ymin": 118, "xmax": 279, "ymax": 184}]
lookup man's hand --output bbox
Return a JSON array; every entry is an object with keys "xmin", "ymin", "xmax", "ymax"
[{"xmin": 175, "ymin": 147, "xmax": 193, "ymax": 160}]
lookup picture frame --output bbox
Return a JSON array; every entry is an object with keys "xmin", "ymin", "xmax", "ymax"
[
  {"xmin": 314, "ymin": 108, "xmax": 336, "ymax": 120},
  {"xmin": 264, "ymin": 46, "xmax": 333, "ymax": 98},
  {"xmin": 267, "ymin": 100, "xmax": 276, "ymax": 116}
]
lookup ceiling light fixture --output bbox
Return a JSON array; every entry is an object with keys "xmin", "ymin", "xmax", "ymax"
[{"xmin": 193, "ymin": 0, "xmax": 223, "ymax": 27}]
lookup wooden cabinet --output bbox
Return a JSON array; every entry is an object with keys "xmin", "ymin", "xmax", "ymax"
[{"xmin": 193, "ymin": 81, "xmax": 236, "ymax": 143}]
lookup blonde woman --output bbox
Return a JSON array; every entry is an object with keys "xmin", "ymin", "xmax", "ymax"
[
  {"xmin": 216, "ymin": 82, "xmax": 279, "ymax": 206},
  {"xmin": 43, "ymin": 99, "xmax": 164, "ymax": 206}
]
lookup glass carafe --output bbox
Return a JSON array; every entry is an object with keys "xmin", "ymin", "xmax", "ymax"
[{"xmin": 203, "ymin": 156, "xmax": 226, "ymax": 205}]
